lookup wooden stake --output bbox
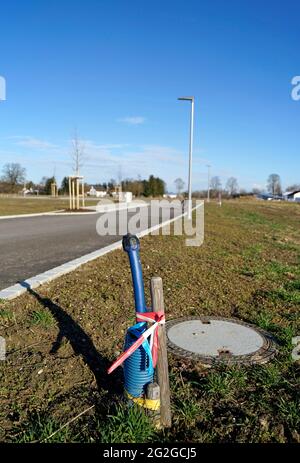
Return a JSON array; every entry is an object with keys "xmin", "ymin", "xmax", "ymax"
[
  {"xmin": 146, "ymin": 382, "xmax": 161, "ymax": 429},
  {"xmin": 69, "ymin": 177, "xmax": 72, "ymax": 210},
  {"xmin": 76, "ymin": 178, "xmax": 80, "ymax": 210},
  {"xmin": 82, "ymin": 181, "xmax": 85, "ymax": 207},
  {"xmin": 150, "ymin": 276, "xmax": 172, "ymax": 428},
  {"xmin": 72, "ymin": 179, "xmax": 75, "ymax": 210}
]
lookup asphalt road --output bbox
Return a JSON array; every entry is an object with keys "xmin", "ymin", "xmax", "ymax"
[{"xmin": 0, "ymin": 205, "xmax": 179, "ymax": 290}]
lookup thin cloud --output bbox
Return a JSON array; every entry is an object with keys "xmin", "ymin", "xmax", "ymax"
[
  {"xmin": 117, "ymin": 116, "xmax": 145, "ymax": 125},
  {"xmin": 12, "ymin": 136, "xmax": 58, "ymax": 150}
]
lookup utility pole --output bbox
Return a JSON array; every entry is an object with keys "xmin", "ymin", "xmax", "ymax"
[{"xmin": 178, "ymin": 96, "xmax": 194, "ymax": 220}]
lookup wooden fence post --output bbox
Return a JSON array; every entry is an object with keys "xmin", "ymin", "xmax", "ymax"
[
  {"xmin": 146, "ymin": 382, "xmax": 161, "ymax": 428},
  {"xmin": 150, "ymin": 276, "xmax": 172, "ymax": 428},
  {"xmin": 69, "ymin": 177, "xmax": 72, "ymax": 210}
]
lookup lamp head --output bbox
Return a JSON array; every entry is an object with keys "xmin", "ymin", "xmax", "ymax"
[{"xmin": 178, "ymin": 96, "xmax": 194, "ymax": 102}]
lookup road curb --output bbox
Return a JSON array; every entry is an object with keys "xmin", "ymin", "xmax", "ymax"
[
  {"xmin": 0, "ymin": 203, "xmax": 202, "ymax": 300},
  {"xmin": 0, "ymin": 211, "xmax": 64, "ymax": 220},
  {"xmin": 0, "ymin": 202, "xmax": 148, "ymax": 220}
]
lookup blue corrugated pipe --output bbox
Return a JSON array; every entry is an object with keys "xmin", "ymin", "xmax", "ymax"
[
  {"xmin": 124, "ymin": 322, "xmax": 154, "ymax": 397},
  {"xmin": 122, "ymin": 234, "xmax": 147, "ymax": 314},
  {"xmin": 122, "ymin": 234, "xmax": 153, "ymax": 398}
]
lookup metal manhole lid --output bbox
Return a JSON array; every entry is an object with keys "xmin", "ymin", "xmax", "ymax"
[{"xmin": 166, "ymin": 316, "xmax": 277, "ymax": 366}]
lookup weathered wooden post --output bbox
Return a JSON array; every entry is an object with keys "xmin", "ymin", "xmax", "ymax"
[
  {"xmin": 82, "ymin": 181, "xmax": 85, "ymax": 207},
  {"xmin": 68, "ymin": 177, "xmax": 72, "ymax": 210},
  {"xmin": 146, "ymin": 382, "xmax": 161, "ymax": 428},
  {"xmin": 76, "ymin": 177, "xmax": 80, "ymax": 210},
  {"xmin": 150, "ymin": 276, "xmax": 172, "ymax": 428}
]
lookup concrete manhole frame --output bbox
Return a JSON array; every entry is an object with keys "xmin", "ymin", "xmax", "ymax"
[{"xmin": 165, "ymin": 316, "xmax": 277, "ymax": 367}]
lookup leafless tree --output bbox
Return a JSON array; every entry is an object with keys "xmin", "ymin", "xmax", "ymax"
[
  {"xmin": 226, "ymin": 177, "xmax": 239, "ymax": 196},
  {"xmin": 285, "ymin": 184, "xmax": 300, "ymax": 192},
  {"xmin": 174, "ymin": 177, "xmax": 185, "ymax": 195},
  {"xmin": 210, "ymin": 176, "xmax": 222, "ymax": 197},
  {"xmin": 267, "ymin": 174, "xmax": 282, "ymax": 196},
  {"xmin": 2, "ymin": 163, "xmax": 26, "ymax": 189},
  {"xmin": 71, "ymin": 129, "xmax": 85, "ymax": 175}
]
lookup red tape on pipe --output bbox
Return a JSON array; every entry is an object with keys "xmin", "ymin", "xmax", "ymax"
[{"xmin": 107, "ymin": 312, "xmax": 165, "ymax": 374}]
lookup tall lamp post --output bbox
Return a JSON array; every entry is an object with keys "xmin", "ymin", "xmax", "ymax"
[
  {"xmin": 206, "ymin": 164, "xmax": 211, "ymax": 202},
  {"xmin": 178, "ymin": 96, "xmax": 194, "ymax": 220}
]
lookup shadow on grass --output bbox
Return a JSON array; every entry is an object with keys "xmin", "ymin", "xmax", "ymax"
[{"xmin": 19, "ymin": 282, "xmax": 123, "ymax": 395}]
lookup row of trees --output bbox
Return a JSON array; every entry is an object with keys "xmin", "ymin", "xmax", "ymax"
[
  {"xmin": 1, "ymin": 162, "xmax": 299, "ymax": 199},
  {"xmin": 120, "ymin": 175, "xmax": 166, "ymax": 197},
  {"xmin": 0, "ymin": 163, "xmax": 166, "ymax": 197},
  {"xmin": 192, "ymin": 174, "xmax": 299, "ymax": 199},
  {"xmin": 173, "ymin": 176, "xmax": 240, "ymax": 198},
  {"xmin": 60, "ymin": 174, "xmax": 166, "ymax": 197}
]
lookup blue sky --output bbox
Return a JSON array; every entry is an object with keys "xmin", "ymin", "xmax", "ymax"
[{"xmin": 0, "ymin": 0, "xmax": 299, "ymax": 192}]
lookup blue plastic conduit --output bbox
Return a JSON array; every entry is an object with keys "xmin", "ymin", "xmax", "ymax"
[
  {"xmin": 122, "ymin": 234, "xmax": 154, "ymax": 398},
  {"xmin": 122, "ymin": 234, "xmax": 147, "ymax": 314},
  {"xmin": 123, "ymin": 322, "xmax": 154, "ymax": 397}
]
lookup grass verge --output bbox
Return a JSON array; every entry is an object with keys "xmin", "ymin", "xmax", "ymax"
[{"xmin": 0, "ymin": 199, "xmax": 299, "ymax": 442}]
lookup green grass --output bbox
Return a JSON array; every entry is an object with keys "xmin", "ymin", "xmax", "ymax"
[
  {"xmin": 12, "ymin": 412, "xmax": 73, "ymax": 443},
  {"xmin": 242, "ymin": 243, "xmax": 264, "ymax": 259},
  {"xmin": 96, "ymin": 403, "xmax": 156, "ymax": 443},
  {"xmin": 0, "ymin": 196, "xmax": 99, "ymax": 216},
  {"xmin": 203, "ymin": 367, "xmax": 247, "ymax": 399},
  {"xmin": 30, "ymin": 309, "xmax": 56, "ymax": 328},
  {"xmin": 0, "ymin": 308, "xmax": 14, "ymax": 321},
  {"xmin": 264, "ymin": 287, "xmax": 300, "ymax": 305},
  {"xmin": 255, "ymin": 312, "xmax": 277, "ymax": 331},
  {"xmin": 1, "ymin": 199, "xmax": 299, "ymax": 443},
  {"xmin": 277, "ymin": 397, "xmax": 300, "ymax": 429},
  {"xmin": 241, "ymin": 211, "xmax": 283, "ymax": 230}
]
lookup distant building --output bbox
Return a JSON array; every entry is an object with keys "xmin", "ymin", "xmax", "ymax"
[
  {"xmin": 257, "ymin": 193, "xmax": 283, "ymax": 201},
  {"xmin": 163, "ymin": 193, "xmax": 177, "ymax": 199},
  {"xmin": 118, "ymin": 191, "xmax": 133, "ymax": 203},
  {"xmin": 21, "ymin": 187, "xmax": 39, "ymax": 196},
  {"xmin": 87, "ymin": 187, "xmax": 107, "ymax": 198},
  {"xmin": 283, "ymin": 190, "xmax": 300, "ymax": 202}
]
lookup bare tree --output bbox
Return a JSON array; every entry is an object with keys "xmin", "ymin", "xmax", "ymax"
[
  {"xmin": 267, "ymin": 174, "xmax": 282, "ymax": 196},
  {"xmin": 252, "ymin": 187, "xmax": 262, "ymax": 195},
  {"xmin": 117, "ymin": 165, "xmax": 123, "ymax": 190},
  {"xmin": 174, "ymin": 177, "xmax": 185, "ymax": 195},
  {"xmin": 71, "ymin": 129, "xmax": 85, "ymax": 175},
  {"xmin": 2, "ymin": 163, "xmax": 26, "ymax": 190},
  {"xmin": 286, "ymin": 184, "xmax": 300, "ymax": 192},
  {"xmin": 226, "ymin": 177, "xmax": 239, "ymax": 196},
  {"xmin": 210, "ymin": 176, "xmax": 222, "ymax": 197}
]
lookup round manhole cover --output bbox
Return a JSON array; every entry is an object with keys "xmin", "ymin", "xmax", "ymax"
[{"xmin": 166, "ymin": 316, "xmax": 277, "ymax": 366}]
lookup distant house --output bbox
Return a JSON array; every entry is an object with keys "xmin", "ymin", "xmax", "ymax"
[
  {"xmin": 257, "ymin": 193, "xmax": 284, "ymax": 201},
  {"xmin": 163, "ymin": 193, "xmax": 177, "ymax": 199},
  {"xmin": 119, "ymin": 191, "xmax": 133, "ymax": 203},
  {"xmin": 87, "ymin": 187, "xmax": 107, "ymax": 198},
  {"xmin": 256, "ymin": 193, "xmax": 274, "ymax": 201},
  {"xmin": 283, "ymin": 190, "xmax": 300, "ymax": 202},
  {"xmin": 21, "ymin": 187, "xmax": 39, "ymax": 196}
]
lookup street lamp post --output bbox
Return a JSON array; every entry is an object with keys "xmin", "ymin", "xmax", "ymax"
[
  {"xmin": 178, "ymin": 96, "xmax": 194, "ymax": 220},
  {"xmin": 206, "ymin": 164, "xmax": 211, "ymax": 202}
]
